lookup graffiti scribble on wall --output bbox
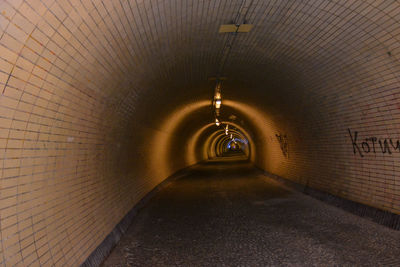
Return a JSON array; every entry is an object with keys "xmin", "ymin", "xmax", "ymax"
[
  {"xmin": 276, "ymin": 133, "xmax": 289, "ymax": 158},
  {"xmin": 348, "ymin": 128, "xmax": 400, "ymax": 157}
]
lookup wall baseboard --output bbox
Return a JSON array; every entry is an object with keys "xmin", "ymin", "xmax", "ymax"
[
  {"xmin": 80, "ymin": 166, "xmax": 195, "ymax": 267},
  {"xmin": 258, "ymin": 168, "xmax": 400, "ymax": 231}
]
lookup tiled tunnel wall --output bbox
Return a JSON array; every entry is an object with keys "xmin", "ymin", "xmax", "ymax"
[{"xmin": 1, "ymin": 0, "xmax": 400, "ymax": 266}]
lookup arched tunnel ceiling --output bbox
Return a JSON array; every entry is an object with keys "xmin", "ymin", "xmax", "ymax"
[{"xmin": 1, "ymin": 0, "xmax": 400, "ymax": 266}]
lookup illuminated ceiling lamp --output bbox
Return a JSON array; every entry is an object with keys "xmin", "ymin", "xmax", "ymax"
[
  {"xmin": 211, "ymin": 13, "xmax": 253, "ymax": 127},
  {"xmin": 225, "ymin": 124, "xmax": 229, "ymax": 135},
  {"xmin": 215, "ymin": 98, "xmax": 222, "ymax": 109},
  {"xmin": 215, "ymin": 118, "xmax": 220, "ymax": 126},
  {"xmin": 213, "ymin": 80, "xmax": 222, "ymax": 117}
]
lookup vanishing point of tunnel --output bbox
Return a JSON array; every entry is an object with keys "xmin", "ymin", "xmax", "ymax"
[{"xmin": 1, "ymin": 1, "xmax": 400, "ymax": 266}]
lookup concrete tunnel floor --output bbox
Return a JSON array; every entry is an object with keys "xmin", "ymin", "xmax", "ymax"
[{"xmin": 102, "ymin": 159, "xmax": 400, "ymax": 266}]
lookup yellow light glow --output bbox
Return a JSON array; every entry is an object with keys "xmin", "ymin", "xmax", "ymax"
[
  {"xmin": 224, "ymin": 99, "xmax": 278, "ymax": 168},
  {"xmin": 151, "ymin": 100, "xmax": 209, "ymax": 178},
  {"xmin": 215, "ymin": 99, "xmax": 222, "ymax": 109},
  {"xmin": 202, "ymin": 121, "xmax": 253, "ymax": 159},
  {"xmin": 185, "ymin": 123, "xmax": 214, "ymax": 164}
]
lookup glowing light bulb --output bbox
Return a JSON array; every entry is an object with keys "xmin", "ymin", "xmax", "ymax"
[
  {"xmin": 215, "ymin": 118, "xmax": 220, "ymax": 126},
  {"xmin": 215, "ymin": 99, "xmax": 222, "ymax": 109}
]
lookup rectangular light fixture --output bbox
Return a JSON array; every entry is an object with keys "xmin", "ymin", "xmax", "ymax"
[
  {"xmin": 219, "ymin": 24, "xmax": 238, "ymax": 33},
  {"xmin": 237, "ymin": 24, "xmax": 253, "ymax": 32},
  {"xmin": 219, "ymin": 24, "xmax": 253, "ymax": 33},
  {"xmin": 215, "ymin": 99, "xmax": 222, "ymax": 109}
]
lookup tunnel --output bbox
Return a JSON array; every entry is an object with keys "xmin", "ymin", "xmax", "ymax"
[{"xmin": 1, "ymin": 0, "xmax": 400, "ymax": 266}]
